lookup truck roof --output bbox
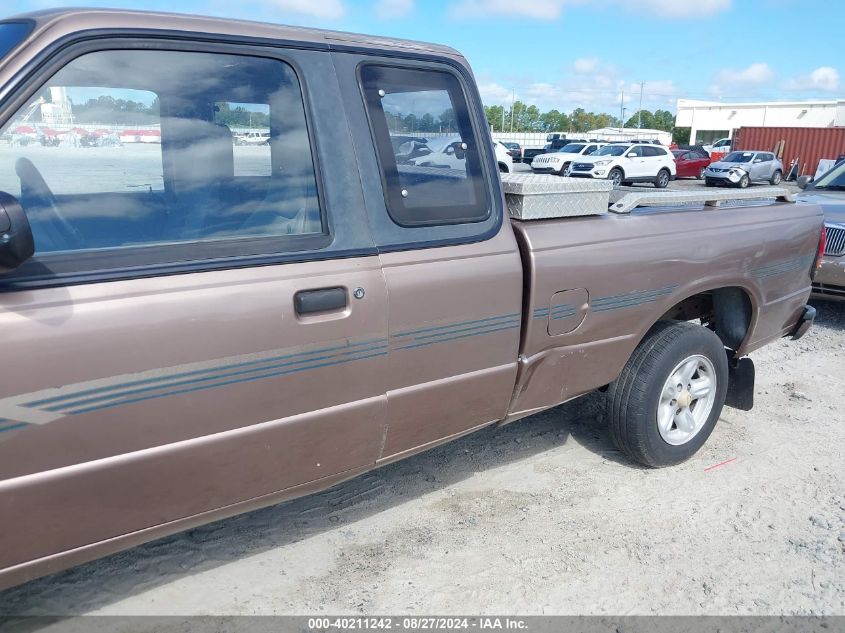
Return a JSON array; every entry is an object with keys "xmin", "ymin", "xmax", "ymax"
[{"xmin": 4, "ymin": 8, "xmax": 464, "ymax": 59}]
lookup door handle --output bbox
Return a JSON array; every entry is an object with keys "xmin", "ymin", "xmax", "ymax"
[{"xmin": 294, "ymin": 287, "xmax": 347, "ymax": 315}]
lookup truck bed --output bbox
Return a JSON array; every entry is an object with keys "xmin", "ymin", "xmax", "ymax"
[{"xmin": 506, "ymin": 199, "xmax": 823, "ymax": 417}]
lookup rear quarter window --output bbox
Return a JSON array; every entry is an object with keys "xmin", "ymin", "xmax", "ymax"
[{"xmin": 359, "ymin": 64, "xmax": 490, "ymax": 227}]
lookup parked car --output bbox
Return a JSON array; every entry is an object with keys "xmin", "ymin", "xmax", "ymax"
[
  {"xmin": 704, "ymin": 151, "xmax": 783, "ymax": 188},
  {"xmin": 672, "ymin": 148, "xmax": 711, "ymax": 179},
  {"xmin": 568, "ymin": 142, "xmax": 677, "ymax": 187},
  {"xmin": 704, "ymin": 137, "xmax": 732, "ymax": 155},
  {"xmin": 0, "ymin": 9, "xmax": 823, "ymax": 591},
  {"xmin": 501, "ymin": 141, "xmax": 522, "ymax": 163},
  {"xmin": 531, "ymin": 142, "xmax": 606, "ymax": 176},
  {"xmin": 407, "ymin": 136, "xmax": 512, "ymax": 173},
  {"xmin": 493, "ymin": 140, "xmax": 514, "ymax": 172},
  {"xmin": 797, "ymin": 164, "xmax": 845, "ymax": 301}
]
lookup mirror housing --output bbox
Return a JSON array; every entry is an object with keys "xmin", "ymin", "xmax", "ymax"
[
  {"xmin": 0, "ymin": 192, "xmax": 35, "ymax": 273},
  {"xmin": 797, "ymin": 175, "xmax": 814, "ymax": 190}
]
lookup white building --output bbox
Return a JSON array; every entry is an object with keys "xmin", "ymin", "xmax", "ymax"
[{"xmin": 675, "ymin": 98, "xmax": 845, "ymax": 145}]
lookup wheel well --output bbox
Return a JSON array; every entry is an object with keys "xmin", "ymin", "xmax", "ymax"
[
  {"xmin": 610, "ymin": 166, "xmax": 624, "ymax": 177},
  {"xmin": 498, "ymin": 162, "xmax": 509, "ymax": 173},
  {"xmin": 658, "ymin": 287, "xmax": 753, "ymax": 352}
]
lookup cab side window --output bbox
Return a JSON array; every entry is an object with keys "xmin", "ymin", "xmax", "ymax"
[
  {"xmin": 0, "ymin": 48, "xmax": 322, "ymax": 262},
  {"xmin": 359, "ymin": 65, "xmax": 490, "ymax": 227}
]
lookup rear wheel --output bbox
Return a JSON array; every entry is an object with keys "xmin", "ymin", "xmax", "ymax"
[
  {"xmin": 607, "ymin": 321, "xmax": 728, "ymax": 468},
  {"xmin": 654, "ymin": 169, "xmax": 670, "ymax": 188},
  {"xmin": 770, "ymin": 170, "xmax": 782, "ymax": 185},
  {"xmin": 498, "ymin": 162, "xmax": 509, "ymax": 174},
  {"xmin": 608, "ymin": 168, "xmax": 624, "ymax": 187},
  {"xmin": 698, "ymin": 167, "xmax": 706, "ymax": 180}
]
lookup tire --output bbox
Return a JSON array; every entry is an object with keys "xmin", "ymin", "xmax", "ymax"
[
  {"xmin": 607, "ymin": 321, "xmax": 729, "ymax": 468},
  {"xmin": 608, "ymin": 168, "xmax": 624, "ymax": 187},
  {"xmin": 559, "ymin": 162, "xmax": 570, "ymax": 177},
  {"xmin": 654, "ymin": 169, "xmax": 670, "ymax": 188},
  {"xmin": 698, "ymin": 167, "xmax": 706, "ymax": 180},
  {"xmin": 705, "ymin": 178, "xmax": 716, "ymax": 187},
  {"xmin": 498, "ymin": 162, "xmax": 509, "ymax": 174},
  {"xmin": 770, "ymin": 170, "xmax": 782, "ymax": 186},
  {"xmin": 737, "ymin": 173, "xmax": 750, "ymax": 188}
]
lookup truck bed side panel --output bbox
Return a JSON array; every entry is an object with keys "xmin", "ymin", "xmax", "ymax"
[{"xmin": 509, "ymin": 201, "xmax": 823, "ymax": 416}]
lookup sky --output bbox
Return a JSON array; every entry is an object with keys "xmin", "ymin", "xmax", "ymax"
[{"xmin": 6, "ymin": 0, "xmax": 844, "ymax": 116}]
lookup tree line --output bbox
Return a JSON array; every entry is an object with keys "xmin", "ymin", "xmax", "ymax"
[{"xmin": 485, "ymin": 101, "xmax": 689, "ymax": 142}]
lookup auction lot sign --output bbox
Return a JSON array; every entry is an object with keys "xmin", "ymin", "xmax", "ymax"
[{"xmin": 2, "ymin": 617, "xmax": 843, "ymax": 633}]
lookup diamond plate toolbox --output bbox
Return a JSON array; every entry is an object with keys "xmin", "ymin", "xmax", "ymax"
[{"xmin": 501, "ymin": 173, "xmax": 612, "ymax": 219}]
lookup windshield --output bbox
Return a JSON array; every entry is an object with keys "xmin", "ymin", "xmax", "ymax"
[
  {"xmin": 723, "ymin": 151, "xmax": 754, "ymax": 163},
  {"xmin": 595, "ymin": 145, "xmax": 627, "ymax": 157},
  {"xmin": 812, "ymin": 160, "xmax": 845, "ymax": 189},
  {"xmin": 0, "ymin": 22, "xmax": 30, "ymax": 61},
  {"xmin": 672, "ymin": 150, "xmax": 685, "ymax": 158},
  {"xmin": 558, "ymin": 143, "xmax": 585, "ymax": 154}
]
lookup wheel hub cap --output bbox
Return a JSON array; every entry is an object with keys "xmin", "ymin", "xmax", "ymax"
[{"xmin": 657, "ymin": 354, "xmax": 718, "ymax": 445}]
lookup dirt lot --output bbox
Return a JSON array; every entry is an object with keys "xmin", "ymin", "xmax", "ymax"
[{"xmin": 1, "ymin": 297, "xmax": 843, "ymax": 617}]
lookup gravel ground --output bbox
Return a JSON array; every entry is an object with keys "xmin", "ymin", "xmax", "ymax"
[{"xmin": 1, "ymin": 300, "xmax": 843, "ymax": 617}]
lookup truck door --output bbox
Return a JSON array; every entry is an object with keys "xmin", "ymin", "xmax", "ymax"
[
  {"xmin": 0, "ymin": 43, "xmax": 387, "ymax": 575},
  {"xmin": 333, "ymin": 54, "xmax": 523, "ymax": 461}
]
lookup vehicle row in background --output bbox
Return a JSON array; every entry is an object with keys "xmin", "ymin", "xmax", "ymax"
[{"xmin": 529, "ymin": 142, "xmax": 676, "ymax": 187}]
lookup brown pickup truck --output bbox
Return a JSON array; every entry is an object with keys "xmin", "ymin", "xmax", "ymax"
[{"xmin": 0, "ymin": 9, "xmax": 824, "ymax": 590}]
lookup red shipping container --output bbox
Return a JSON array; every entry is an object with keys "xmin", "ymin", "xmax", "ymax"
[{"xmin": 733, "ymin": 127, "xmax": 845, "ymax": 178}]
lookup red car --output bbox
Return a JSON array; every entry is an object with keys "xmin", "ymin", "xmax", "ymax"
[{"xmin": 673, "ymin": 148, "xmax": 711, "ymax": 179}]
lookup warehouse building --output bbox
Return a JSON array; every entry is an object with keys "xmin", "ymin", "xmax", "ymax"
[{"xmin": 675, "ymin": 98, "xmax": 845, "ymax": 145}]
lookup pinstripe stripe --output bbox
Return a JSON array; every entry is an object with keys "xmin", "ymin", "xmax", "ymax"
[
  {"xmin": 406, "ymin": 316, "xmax": 521, "ymax": 342},
  {"xmin": 26, "ymin": 337, "xmax": 387, "ymax": 409},
  {"xmin": 394, "ymin": 321, "xmax": 522, "ymax": 350},
  {"xmin": 593, "ymin": 284, "xmax": 678, "ymax": 312},
  {"xmin": 45, "ymin": 342, "xmax": 390, "ymax": 413},
  {"xmin": 66, "ymin": 349, "xmax": 390, "ymax": 416},
  {"xmin": 0, "ymin": 422, "xmax": 27, "ymax": 433},
  {"xmin": 751, "ymin": 255, "xmax": 813, "ymax": 279},
  {"xmin": 394, "ymin": 313, "xmax": 521, "ymax": 338}
]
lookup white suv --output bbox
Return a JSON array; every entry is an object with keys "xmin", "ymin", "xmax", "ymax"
[
  {"xmin": 530, "ymin": 141, "xmax": 606, "ymax": 176},
  {"xmin": 567, "ymin": 143, "xmax": 676, "ymax": 188}
]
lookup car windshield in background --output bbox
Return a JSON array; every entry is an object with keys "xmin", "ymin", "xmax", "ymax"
[
  {"xmin": 596, "ymin": 145, "xmax": 627, "ymax": 157},
  {"xmin": 672, "ymin": 150, "xmax": 684, "ymax": 157},
  {"xmin": 813, "ymin": 161, "xmax": 845, "ymax": 189},
  {"xmin": 0, "ymin": 22, "xmax": 31, "ymax": 60},
  {"xmin": 558, "ymin": 143, "xmax": 585, "ymax": 153},
  {"xmin": 723, "ymin": 152, "xmax": 754, "ymax": 163}
]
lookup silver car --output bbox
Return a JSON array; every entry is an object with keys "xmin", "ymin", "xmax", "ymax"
[{"xmin": 704, "ymin": 151, "xmax": 784, "ymax": 188}]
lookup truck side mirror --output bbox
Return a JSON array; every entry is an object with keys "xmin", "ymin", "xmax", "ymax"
[
  {"xmin": 0, "ymin": 192, "xmax": 35, "ymax": 273},
  {"xmin": 797, "ymin": 175, "xmax": 813, "ymax": 190}
]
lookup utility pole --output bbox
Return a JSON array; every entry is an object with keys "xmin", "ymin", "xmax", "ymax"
[
  {"xmin": 620, "ymin": 90, "xmax": 624, "ymax": 132},
  {"xmin": 501, "ymin": 107, "xmax": 505, "ymax": 133},
  {"xmin": 638, "ymin": 82, "xmax": 644, "ymax": 129},
  {"xmin": 510, "ymin": 87, "xmax": 515, "ymax": 133}
]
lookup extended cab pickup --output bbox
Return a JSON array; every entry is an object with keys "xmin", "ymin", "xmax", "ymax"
[{"xmin": 0, "ymin": 10, "xmax": 824, "ymax": 590}]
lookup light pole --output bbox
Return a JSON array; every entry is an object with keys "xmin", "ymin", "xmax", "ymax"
[
  {"xmin": 510, "ymin": 87, "xmax": 515, "ymax": 133},
  {"xmin": 619, "ymin": 90, "xmax": 624, "ymax": 132},
  {"xmin": 638, "ymin": 81, "xmax": 644, "ymax": 129}
]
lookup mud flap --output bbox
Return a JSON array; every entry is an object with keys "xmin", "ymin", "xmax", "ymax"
[{"xmin": 725, "ymin": 357, "xmax": 755, "ymax": 411}]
